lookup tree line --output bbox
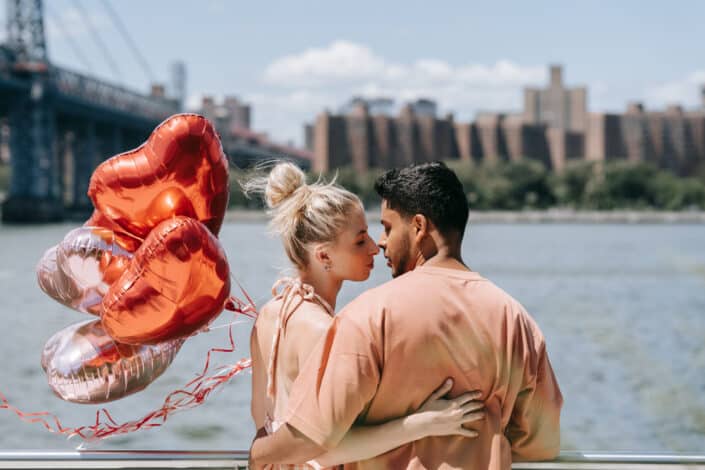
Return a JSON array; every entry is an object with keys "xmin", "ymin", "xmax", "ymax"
[
  {"xmin": 2, "ymin": 160, "xmax": 704, "ymax": 211},
  {"xmin": 230, "ymin": 159, "xmax": 705, "ymax": 211}
]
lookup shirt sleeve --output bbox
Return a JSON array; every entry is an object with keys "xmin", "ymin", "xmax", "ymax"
[
  {"xmin": 506, "ymin": 335, "xmax": 563, "ymax": 461},
  {"xmin": 284, "ymin": 300, "xmax": 383, "ymax": 450}
]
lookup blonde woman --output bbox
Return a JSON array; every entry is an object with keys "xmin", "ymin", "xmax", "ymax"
[{"xmin": 247, "ymin": 163, "xmax": 484, "ymax": 469}]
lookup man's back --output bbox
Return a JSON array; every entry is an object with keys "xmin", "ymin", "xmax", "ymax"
[{"xmin": 286, "ymin": 265, "xmax": 563, "ymax": 470}]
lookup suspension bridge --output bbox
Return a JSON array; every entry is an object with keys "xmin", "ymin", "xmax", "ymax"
[{"xmin": 0, "ymin": 0, "xmax": 310, "ymax": 223}]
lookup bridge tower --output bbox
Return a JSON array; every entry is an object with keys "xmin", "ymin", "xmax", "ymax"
[{"xmin": 2, "ymin": 0, "xmax": 62, "ymax": 222}]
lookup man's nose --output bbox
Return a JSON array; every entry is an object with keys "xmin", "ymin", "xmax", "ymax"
[{"xmin": 377, "ymin": 234, "xmax": 386, "ymax": 249}]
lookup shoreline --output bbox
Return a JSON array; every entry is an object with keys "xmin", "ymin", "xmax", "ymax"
[{"xmin": 225, "ymin": 208, "xmax": 705, "ymax": 224}]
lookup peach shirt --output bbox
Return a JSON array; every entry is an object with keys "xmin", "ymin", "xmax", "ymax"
[{"xmin": 285, "ymin": 266, "xmax": 563, "ymax": 470}]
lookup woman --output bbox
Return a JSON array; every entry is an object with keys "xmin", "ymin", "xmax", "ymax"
[{"xmin": 247, "ymin": 163, "xmax": 484, "ymax": 468}]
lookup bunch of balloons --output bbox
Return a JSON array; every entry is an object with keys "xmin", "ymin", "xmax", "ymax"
[{"xmin": 36, "ymin": 114, "xmax": 236, "ymax": 404}]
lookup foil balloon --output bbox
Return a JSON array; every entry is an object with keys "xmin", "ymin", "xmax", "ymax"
[
  {"xmin": 41, "ymin": 319, "xmax": 183, "ymax": 404},
  {"xmin": 84, "ymin": 209, "xmax": 143, "ymax": 253},
  {"xmin": 101, "ymin": 216, "xmax": 231, "ymax": 345},
  {"xmin": 37, "ymin": 227, "xmax": 137, "ymax": 315},
  {"xmin": 88, "ymin": 114, "xmax": 229, "ymax": 240}
]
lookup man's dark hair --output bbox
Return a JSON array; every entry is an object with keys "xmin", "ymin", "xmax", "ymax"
[{"xmin": 374, "ymin": 162, "xmax": 469, "ymax": 237}]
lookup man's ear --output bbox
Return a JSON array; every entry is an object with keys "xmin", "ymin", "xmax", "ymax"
[{"xmin": 411, "ymin": 214, "xmax": 429, "ymax": 242}]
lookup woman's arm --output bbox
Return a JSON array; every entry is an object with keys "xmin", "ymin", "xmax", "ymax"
[
  {"xmin": 249, "ymin": 320, "xmax": 267, "ymax": 431},
  {"xmin": 312, "ymin": 379, "xmax": 484, "ymax": 467}
]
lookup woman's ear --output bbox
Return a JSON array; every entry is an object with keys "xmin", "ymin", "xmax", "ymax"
[{"xmin": 313, "ymin": 243, "xmax": 332, "ymax": 268}]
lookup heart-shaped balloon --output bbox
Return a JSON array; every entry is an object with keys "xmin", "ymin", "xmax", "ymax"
[
  {"xmin": 42, "ymin": 319, "xmax": 183, "ymax": 404},
  {"xmin": 101, "ymin": 216, "xmax": 231, "ymax": 345},
  {"xmin": 85, "ymin": 209, "xmax": 143, "ymax": 253},
  {"xmin": 88, "ymin": 114, "xmax": 229, "ymax": 240},
  {"xmin": 37, "ymin": 226, "xmax": 136, "ymax": 315}
]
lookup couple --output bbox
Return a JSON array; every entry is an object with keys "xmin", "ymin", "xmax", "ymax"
[{"xmin": 247, "ymin": 162, "xmax": 563, "ymax": 469}]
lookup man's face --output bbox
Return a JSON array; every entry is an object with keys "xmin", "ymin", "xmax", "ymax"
[{"xmin": 378, "ymin": 200, "xmax": 416, "ymax": 278}]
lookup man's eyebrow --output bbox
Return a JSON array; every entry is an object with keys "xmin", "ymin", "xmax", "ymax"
[{"xmin": 357, "ymin": 228, "xmax": 368, "ymax": 235}]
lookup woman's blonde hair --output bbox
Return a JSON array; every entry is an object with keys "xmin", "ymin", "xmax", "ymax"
[{"xmin": 243, "ymin": 162, "xmax": 362, "ymax": 269}]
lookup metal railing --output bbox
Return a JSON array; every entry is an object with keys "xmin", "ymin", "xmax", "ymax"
[
  {"xmin": 49, "ymin": 66, "xmax": 179, "ymax": 120},
  {"xmin": 1, "ymin": 451, "xmax": 705, "ymax": 469}
]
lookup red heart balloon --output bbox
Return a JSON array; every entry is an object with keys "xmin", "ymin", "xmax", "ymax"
[
  {"xmin": 101, "ymin": 216, "xmax": 231, "ymax": 345},
  {"xmin": 85, "ymin": 209, "xmax": 143, "ymax": 254},
  {"xmin": 88, "ymin": 114, "xmax": 229, "ymax": 240}
]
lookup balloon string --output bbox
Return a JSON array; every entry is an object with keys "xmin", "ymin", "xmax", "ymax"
[
  {"xmin": 0, "ymin": 292, "xmax": 256, "ymax": 441},
  {"xmin": 204, "ymin": 319, "xmax": 247, "ymax": 331},
  {"xmin": 225, "ymin": 272, "xmax": 257, "ymax": 318}
]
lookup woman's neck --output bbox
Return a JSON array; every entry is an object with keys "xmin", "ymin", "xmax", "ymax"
[{"xmin": 299, "ymin": 269, "xmax": 342, "ymax": 313}]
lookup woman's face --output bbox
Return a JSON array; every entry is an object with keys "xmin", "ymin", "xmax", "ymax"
[{"xmin": 328, "ymin": 204, "xmax": 379, "ymax": 282}]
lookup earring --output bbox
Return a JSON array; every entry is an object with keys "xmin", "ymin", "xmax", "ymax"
[{"xmin": 324, "ymin": 264, "xmax": 332, "ymax": 272}]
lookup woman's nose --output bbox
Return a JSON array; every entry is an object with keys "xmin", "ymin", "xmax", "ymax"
[{"xmin": 368, "ymin": 236, "xmax": 380, "ymax": 254}]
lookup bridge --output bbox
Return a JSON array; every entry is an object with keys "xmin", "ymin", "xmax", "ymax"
[{"xmin": 0, "ymin": 0, "xmax": 310, "ymax": 223}]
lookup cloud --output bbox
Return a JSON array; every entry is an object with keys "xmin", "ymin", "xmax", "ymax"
[
  {"xmin": 644, "ymin": 70, "xmax": 705, "ymax": 108},
  {"xmin": 263, "ymin": 41, "xmax": 387, "ymax": 87},
  {"xmin": 258, "ymin": 40, "xmax": 547, "ymax": 144},
  {"xmin": 264, "ymin": 40, "xmax": 545, "ymax": 91}
]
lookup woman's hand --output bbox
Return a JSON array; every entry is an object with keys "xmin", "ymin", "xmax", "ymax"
[{"xmin": 407, "ymin": 378, "xmax": 485, "ymax": 440}]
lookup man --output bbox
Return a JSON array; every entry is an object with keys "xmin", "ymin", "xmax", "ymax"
[{"xmin": 250, "ymin": 162, "xmax": 563, "ymax": 469}]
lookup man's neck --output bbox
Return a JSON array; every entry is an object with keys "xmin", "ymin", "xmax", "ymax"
[
  {"xmin": 416, "ymin": 232, "xmax": 469, "ymax": 271},
  {"xmin": 419, "ymin": 251, "xmax": 469, "ymax": 271}
]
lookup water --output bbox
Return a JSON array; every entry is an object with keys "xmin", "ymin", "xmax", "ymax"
[{"xmin": 1, "ymin": 221, "xmax": 705, "ymax": 452}]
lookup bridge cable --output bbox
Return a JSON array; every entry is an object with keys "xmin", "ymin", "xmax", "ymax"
[
  {"xmin": 44, "ymin": 2, "xmax": 94, "ymax": 72},
  {"xmin": 70, "ymin": 0, "xmax": 123, "ymax": 80},
  {"xmin": 99, "ymin": 0, "xmax": 155, "ymax": 83}
]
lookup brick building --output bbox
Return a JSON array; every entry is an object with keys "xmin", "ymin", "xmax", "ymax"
[
  {"xmin": 198, "ymin": 95, "xmax": 251, "ymax": 134},
  {"xmin": 586, "ymin": 102, "xmax": 705, "ymax": 175},
  {"xmin": 307, "ymin": 66, "xmax": 705, "ymax": 175},
  {"xmin": 310, "ymin": 99, "xmax": 458, "ymax": 173}
]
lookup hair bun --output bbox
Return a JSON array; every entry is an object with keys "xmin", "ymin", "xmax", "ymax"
[{"xmin": 264, "ymin": 162, "xmax": 306, "ymax": 208}]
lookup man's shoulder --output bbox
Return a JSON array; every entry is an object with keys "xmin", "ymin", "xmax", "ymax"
[{"xmin": 491, "ymin": 287, "xmax": 547, "ymax": 348}]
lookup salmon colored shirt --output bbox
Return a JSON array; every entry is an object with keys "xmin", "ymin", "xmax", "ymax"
[{"xmin": 285, "ymin": 266, "xmax": 563, "ymax": 470}]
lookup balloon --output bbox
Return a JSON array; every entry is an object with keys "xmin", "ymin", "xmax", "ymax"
[
  {"xmin": 37, "ymin": 227, "xmax": 136, "ymax": 315},
  {"xmin": 84, "ymin": 209, "xmax": 143, "ymax": 253},
  {"xmin": 88, "ymin": 114, "xmax": 230, "ymax": 240},
  {"xmin": 101, "ymin": 216, "xmax": 231, "ymax": 345},
  {"xmin": 37, "ymin": 246, "xmax": 82, "ymax": 311},
  {"xmin": 41, "ymin": 319, "xmax": 183, "ymax": 404},
  {"xmin": 32, "ymin": 115, "xmax": 238, "ymax": 408}
]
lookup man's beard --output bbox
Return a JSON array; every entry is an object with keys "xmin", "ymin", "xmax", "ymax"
[{"xmin": 391, "ymin": 236, "xmax": 412, "ymax": 278}]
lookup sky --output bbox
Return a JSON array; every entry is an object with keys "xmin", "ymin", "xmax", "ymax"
[{"xmin": 2, "ymin": 0, "xmax": 704, "ymax": 146}]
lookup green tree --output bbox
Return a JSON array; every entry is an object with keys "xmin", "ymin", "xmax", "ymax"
[
  {"xmin": 585, "ymin": 162, "xmax": 658, "ymax": 209},
  {"xmin": 551, "ymin": 161, "xmax": 596, "ymax": 208}
]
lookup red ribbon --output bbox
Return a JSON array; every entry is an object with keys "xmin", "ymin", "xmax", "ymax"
[{"xmin": 1, "ymin": 290, "xmax": 257, "ymax": 442}]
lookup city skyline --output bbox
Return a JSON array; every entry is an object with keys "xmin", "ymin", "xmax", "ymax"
[{"xmin": 2, "ymin": 0, "xmax": 703, "ymax": 146}]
